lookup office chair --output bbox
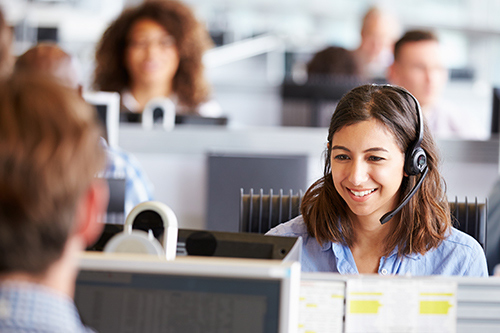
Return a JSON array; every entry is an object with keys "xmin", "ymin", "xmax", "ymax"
[
  {"xmin": 240, "ymin": 189, "xmax": 487, "ymax": 250},
  {"xmin": 449, "ymin": 196, "xmax": 487, "ymax": 250}
]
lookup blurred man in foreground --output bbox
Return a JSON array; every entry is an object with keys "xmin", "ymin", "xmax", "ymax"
[
  {"xmin": 16, "ymin": 43, "xmax": 154, "ymax": 215},
  {"xmin": 0, "ymin": 74, "xmax": 108, "ymax": 331}
]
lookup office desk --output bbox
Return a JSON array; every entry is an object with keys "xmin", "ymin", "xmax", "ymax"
[{"xmin": 119, "ymin": 125, "xmax": 499, "ymax": 229}]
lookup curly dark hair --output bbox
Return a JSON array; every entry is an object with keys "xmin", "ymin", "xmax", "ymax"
[
  {"xmin": 0, "ymin": 9, "xmax": 12, "ymax": 79},
  {"xmin": 93, "ymin": 0, "xmax": 212, "ymax": 108}
]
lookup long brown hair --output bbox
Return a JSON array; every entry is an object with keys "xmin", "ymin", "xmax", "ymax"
[
  {"xmin": 93, "ymin": 0, "xmax": 212, "ymax": 109},
  {"xmin": 301, "ymin": 84, "xmax": 451, "ymax": 257}
]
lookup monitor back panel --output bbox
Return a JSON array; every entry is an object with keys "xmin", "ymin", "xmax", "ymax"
[{"xmin": 75, "ymin": 253, "xmax": 300, "ymax": 333}]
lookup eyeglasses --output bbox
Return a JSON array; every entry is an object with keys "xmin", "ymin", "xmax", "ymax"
[{"xmin": 127, "ymin": 35, "xmax": 176, "ymax": 50}]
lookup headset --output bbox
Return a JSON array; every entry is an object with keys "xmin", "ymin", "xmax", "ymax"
[{"xmin": 377, "ymin": 84, "xmax": 428, "ymax": 224}]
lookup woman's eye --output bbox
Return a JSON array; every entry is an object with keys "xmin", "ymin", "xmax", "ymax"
[
  {"xmin": 160, "ymin": 36, "xmax": 175, "ymax": 47},
  {"xmin": 334, "ymin": 154, "xmax": 349, "ymax": 161},
  {"xmin": 129, "ymin": 40, "xmax": 148, "ymax": 48},
  {"xmin": 368, "ymin": 156, "xmax": 384, "ymax": 162}
]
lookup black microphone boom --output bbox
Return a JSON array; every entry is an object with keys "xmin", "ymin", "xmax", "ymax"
[{"xmin": 379, "ymin": 166, "xmax": 429, "ymax": 225}]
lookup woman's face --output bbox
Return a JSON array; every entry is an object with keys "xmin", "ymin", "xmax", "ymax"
[
  {"xmin": 125, "ymin": 19, "xmax": 180, "ymax": 88},
  {"xmin": 330, "ymin": 118, "xmax": 405, "ymax": 222}
]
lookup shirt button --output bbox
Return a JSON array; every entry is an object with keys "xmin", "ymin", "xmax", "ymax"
[{"xmin": 381, "ymin": 268, "xmax": 388, "ymax": 275}]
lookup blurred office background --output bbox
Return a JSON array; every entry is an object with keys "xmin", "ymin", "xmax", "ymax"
[
  {"xmin": 2, "ymin": 0, "xmax": 499, "ymax": 229},
  {"xmin": 2, "ymin": 0, "xmax": 499, "ymax": 129}
]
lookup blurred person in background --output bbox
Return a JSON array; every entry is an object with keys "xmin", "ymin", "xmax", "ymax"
[
  {"xmin": 94, "ymin": 0, "xmax": 221, "ymax": 121},
  {"xmin": 0, "ymin": 73, "xmax": 108, "ymax": 332},
  {"xmin": 16, "ymin": 43, "xmax": 154, "ymax": 215},
  {"xmin": 388, "ymin": 30, "xmax": 482, "ymax": 139},
  {"xmin": 0, "ymin": 9, "xmax": 13, "ymax": 78},
  {"xmin": 352, "ymin": 7, "xmax": 400, "ymax": 80},
  {"xmin": 307, "ymin": 46, "xmax": 361, "ymax": 79}
]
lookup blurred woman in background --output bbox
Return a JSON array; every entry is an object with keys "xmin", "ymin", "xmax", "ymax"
[{"xmin": 94, "ymin": 0, "xmax": 221, "ymax": 120}]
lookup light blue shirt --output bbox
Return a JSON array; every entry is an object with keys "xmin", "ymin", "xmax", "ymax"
[
  {"xmin": 0, "ymin": 281, "xmax": 93, "ymax": 332},
  {"xmin": 266, "ymin": 215, "xmax": 488, "ymax": 276}
]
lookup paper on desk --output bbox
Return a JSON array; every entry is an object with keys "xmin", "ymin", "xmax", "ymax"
[
  {"xmin": 298, "ymin": 280, "xmax": 345, "ymax": 333},
  {"xmin": 345, "ymin": 278, "xmax": 457, "ymax": 333}
]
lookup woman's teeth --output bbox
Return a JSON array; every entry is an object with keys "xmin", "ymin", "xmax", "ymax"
[{"xmin": 350, "ymin": 189, "xmax": 376, "ymax": 197}]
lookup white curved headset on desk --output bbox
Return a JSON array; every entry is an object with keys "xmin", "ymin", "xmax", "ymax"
[
  {"xmin": 104, "ymin": 201, "xmax": 178, "ymax": 260},
  {"xmin": 142, "ymin": 97, "xmax": 176, "ymax": 131}
]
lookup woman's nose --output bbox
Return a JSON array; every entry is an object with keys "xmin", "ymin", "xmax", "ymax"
[{"xmin": 348, "ymin": 160, "xmax": 369, "ymax": 186}]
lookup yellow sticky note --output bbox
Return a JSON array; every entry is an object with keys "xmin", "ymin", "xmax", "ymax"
[
  {"xmin": 349, "ymin": 300, "xmax": 382, "ymax": 314},
  {"xmin": 419, "ymin": 301, "xmax": 453, "ymax": 315}
]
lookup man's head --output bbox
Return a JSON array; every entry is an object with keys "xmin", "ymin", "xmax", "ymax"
[
  {"xmin": 358, "ymin": 7, "xmax": 400, "ymax": 64},
  {"xmin": 15, "ymin": 43, "xmax": 80, "ymax": 92},
  {"xmin": 388, "ymin": 30, "xmax": 448, "ymax": 110},
  {"xmin": 0, "ymin": 74, "xmax": 107, "ymax": 277}
]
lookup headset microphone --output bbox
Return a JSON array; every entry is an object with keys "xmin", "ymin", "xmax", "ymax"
[
  {"xmin": 378, "ymin": 85, "xmax": 428, "ymax": 225},
  {"xmin": 380, "ymin": 166, "xmax": 428, "ymax": 224}
]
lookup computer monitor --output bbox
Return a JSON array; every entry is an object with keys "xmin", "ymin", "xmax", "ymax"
[
  {"xmin": 83, "ymin": 91, "xmax": 120, "ymax": 147},
  {"xmin": 491, "ymin": 87, "xmax": 500, "ymax": 135},
  {"xmin": 102, "ymin": 178, "xmax": 126, "ymax": 225},
  {"xmin": 177, "ymin": 229, "xmax": 302, "ymax": 261},
  {"xmin": 281, "ymin": 76, "xmax": 366, "ymax": 127},
  {"xmin": 206, "ymin": 152, "xmax": 308, "ymax": 232},
  {"xmin": 121, "ymin": 112, "xmax": 228, "ymax": 126},
  {"xmin": 75, "ymin": 252, "xmax": 300, "ymax": 333},
  {"xmin": 87, "ymin": 226, "xmax": 302, "ymax": 263},
  {"xmin": 175, "ymin": 114, "xmax": 228, "ymax": 126}
]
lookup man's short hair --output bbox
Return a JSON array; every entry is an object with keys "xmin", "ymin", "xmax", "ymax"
[
  {"xmin": 393, "ymin": 30, "xmax": 439, "ymax": 62},
  {"xmin": 0, "ymin": 74, "xmax": 105, "ymax": 275}
]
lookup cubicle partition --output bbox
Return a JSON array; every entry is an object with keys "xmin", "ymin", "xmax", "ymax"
[{"xmin": 119, "ymin": 125, "xmax": 499, "ymax": 230}]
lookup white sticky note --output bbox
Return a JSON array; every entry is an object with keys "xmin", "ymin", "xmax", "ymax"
[{"xmin": 298, "ymin": 280, "xmax": 345, "ymax": 333}]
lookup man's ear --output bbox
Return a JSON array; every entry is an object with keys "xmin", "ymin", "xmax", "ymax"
[{"xmin": 73, "ymin": 178, "xmax": 109, "ymax": 247}]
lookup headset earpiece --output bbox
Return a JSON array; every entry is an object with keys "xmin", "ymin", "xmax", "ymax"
[
  {"xmin": 377, "ymin": 84, "xmax": 427, "ymax": 176},
  {"xmin": 405, "ymin": 146, "xmax": 427, "ymax": 176}
]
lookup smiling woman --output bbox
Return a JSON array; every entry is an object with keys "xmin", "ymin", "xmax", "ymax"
[
  {"xmin": 93, "ymin": 0, "xmax": 221, "ymax": 119},
  {"xmin": 267, "ymin": 84, "xmax": 488, "ymax": 276}
]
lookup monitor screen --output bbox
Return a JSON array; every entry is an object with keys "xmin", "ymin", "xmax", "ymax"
[
  {"xmin": 100, "ymin": 178, "xmax": 125, "ymax": 225},
  {"xmin": 491, "ymin": 87, "xmax": 500, "ymax": 135},
  {"xmin": 75, "ymin": 253, "xmax": 300, "ymax": 333},
  {"xmin": 83, "ymin": 92, "xmax": 120, "ymax": 147}
]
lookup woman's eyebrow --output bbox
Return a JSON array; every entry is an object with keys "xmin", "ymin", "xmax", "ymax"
[
  {"xmin": 364, "ymin": 147, "xmax": 389, "ymax": 153},
  {"xmin": 331, "ymin": 145, "xmax": 350, "ymax": 152},
  {"xmin": 331, "ymin": 145, "xmax": 389, "ymax": 153}
]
